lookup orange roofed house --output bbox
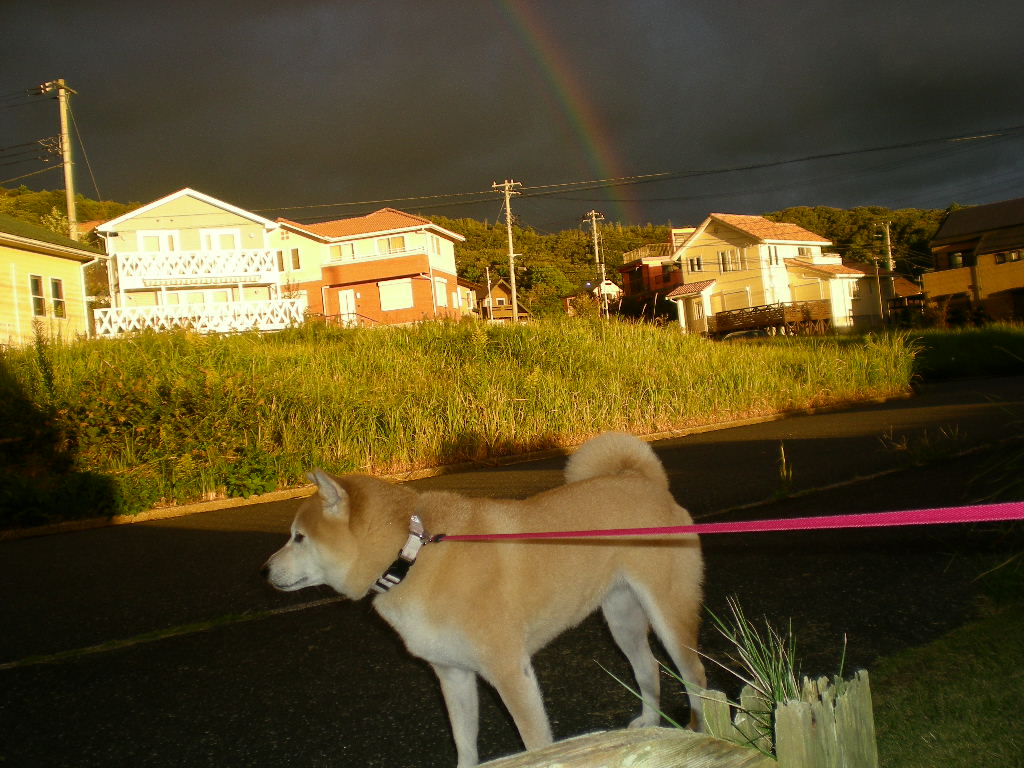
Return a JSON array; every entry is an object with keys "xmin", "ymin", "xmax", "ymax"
[{"xmin": 278, "ymin": 208, "xmax": 466, "ymax": 326}]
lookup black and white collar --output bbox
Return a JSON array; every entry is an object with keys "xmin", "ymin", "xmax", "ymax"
[{"xmin": 371, "ymin": 515, "xmax": 432, "ymax": 594}]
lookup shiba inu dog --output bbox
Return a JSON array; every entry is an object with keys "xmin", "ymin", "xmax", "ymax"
[{"xmin": 263, "ymin": 431, "xmax": 705, "ymax": 767}]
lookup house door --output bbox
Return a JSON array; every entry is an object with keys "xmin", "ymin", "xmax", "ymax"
[{"xmin": 337, "ymin": 289, "xmax": 357, "ymax": 326}]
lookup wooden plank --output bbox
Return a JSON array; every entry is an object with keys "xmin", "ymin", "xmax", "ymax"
[
  {"xmin": 835, "ymin": 671, "xmax": 879, "ymax": 768},
  {"xmin": 734, "ymin": 685, "xmax": 773, "ymax": 754},
  {"xmin": 478, "ymin": 727, "xmax": 776, "ymax": 768},
  {"xmin": 702, "ymin": 688, "xmax": 735, "ymax": 741},
  {"xmin": 775, "ymin": 700, "xmax": 817, "ymax": 768}
]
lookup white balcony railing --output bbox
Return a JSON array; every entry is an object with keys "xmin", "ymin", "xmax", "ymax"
[
  {"xmin": 93, "ymin": 298, "xmax": 307, "ymax": 337},
  {"xmin": 116, "ymin": 250, "xmax": 279, "ymax": 287}
]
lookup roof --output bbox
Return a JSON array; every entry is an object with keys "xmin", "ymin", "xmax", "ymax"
[
  {"xmin": 621, "ymin": 243, "xmax": 674, "ymax": 264},
  {"xmin": 892, "ymin": 277, "xmax": 922, "ymax": 297},
  {"xmin": 97, "ymin": 188, "xmax": 278, "ymax": 231},
  {"xmin": 787, "ymin": 259, "xmax": 864, "ymax": 276},
  {"xmin": 0, "ymin": 213, "xmax": 103, "ymax": 260},
  {"xmin": 710, "ymin": 213, "xmax": 832, "ymax": 244},
  {"xmin": 931, "ymin": 197, "xmax": 1024, "ymax": 246},
  {"xmin": 666, "ymin": 279, "xmax": 717, "ymax": 299},
  {"xmin": 975, "ymin": 224, "xmax": 1024, "ymax": 255},
  {"xmin": 280, "ymin": 208, "xmax": 465, "ymax": 241},
  {"xmin": 843, "ymin": 260, "xmax": 894, "ymax": 277}
]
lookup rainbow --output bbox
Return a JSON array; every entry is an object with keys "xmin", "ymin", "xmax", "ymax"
[{"xmin": 494, "ymin": 0, "xmax": 639, "ymax": 224}]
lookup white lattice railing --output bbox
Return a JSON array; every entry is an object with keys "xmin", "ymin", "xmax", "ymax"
[
  {"xmin": 116, "ymin": 250, "xmax": 278, "ymax": 285},
  {"xmin": 93, "ymin": 299, "xmax": 307, "ymax": 337}
]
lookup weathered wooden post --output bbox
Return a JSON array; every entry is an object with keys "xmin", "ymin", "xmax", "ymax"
[
  {"xmin": 774, "ymin": 671, "xmax": 878, "ymax": 768},
  {"xmin": 479, "ymin": 670, "xmax": 878, "ymax": 767}
]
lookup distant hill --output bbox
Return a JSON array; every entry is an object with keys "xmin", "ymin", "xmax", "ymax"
[
  {"xmin": 0, "ymin": 185, "xmax": 139, "ymax": 246},
  {"xmin": 765, "ymin": 205, "xmax": 947, "ymax": 277}
]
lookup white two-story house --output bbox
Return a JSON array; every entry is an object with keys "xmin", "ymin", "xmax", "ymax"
[{"xmin": 94, "ymin": 189, "xmax": 305, "ymax": 336}]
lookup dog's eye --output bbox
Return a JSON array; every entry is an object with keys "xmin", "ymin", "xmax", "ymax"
[{"xmin": 292, "ymin": 532, "xmax": 305, "ymax": 544}]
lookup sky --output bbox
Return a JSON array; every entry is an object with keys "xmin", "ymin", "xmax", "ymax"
[{"xmin": 2, "ymin": 0, "xmax": 1024, "ymax": 233}]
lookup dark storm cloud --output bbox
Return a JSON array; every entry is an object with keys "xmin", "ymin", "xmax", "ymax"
[{"xmin": 2, "ymin": 0, "xmax": 1023, "ymax": 228}]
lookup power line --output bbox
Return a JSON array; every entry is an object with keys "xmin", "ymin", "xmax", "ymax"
[
  {"xmin": 261, "ymin": 121, "xmax": 1024, "ymax": 219},
  {"xmin": 68, "ymin": 103, "xmax": 102, "ymax": 200},
  {"xmin": 0, "ymin": 165, "xmax": 62, "ymax": 185}
]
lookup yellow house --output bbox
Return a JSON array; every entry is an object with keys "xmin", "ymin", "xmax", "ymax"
[
  {"xmin": 1, "ymin": 213, "xmax": 102, "ymax": 346},
  {"xmin": 668, "ymin": 213, "xmax": 886, "ymax": 333}
]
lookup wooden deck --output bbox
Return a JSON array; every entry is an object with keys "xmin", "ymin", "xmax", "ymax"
[{"xmin": 709, "ymin": 300, "xmax": 831, "ymax": 335}]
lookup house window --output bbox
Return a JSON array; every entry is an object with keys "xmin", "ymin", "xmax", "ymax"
[
  {"xmin": 139, "ymin": 231, "xmax": 178, "ymax": 252},
  {"xmin": 200, "ymin": 229, "xmax": 240, "ymax": 251},
  {"xmin": 377, "ymin": 236, "xmax": 406, "ymax": 255},
  {"xmin": 688, "ymin": 256, "xmax": 703, "ymax": 272},
  {"xmin": 378, "ymin": 278, "xmax": 414, "ymax": 311},
  {"xmin": 51, "ymin": 279, "xmax": 66, "ymax": 318},
  {"xmin": 434, "ymin": 277, "xmax": 448, "ymax": 307},
  {"xmin": 768, "ymin": 246, "xmax": 780, "ymax": 266},
  {"xmin": 329, "ymin": 243, "xmax": 355, "ymax": 261},
  {"xmin": 291, "ymin": 248, "xmax": 301, "ymax": 270},
  {"xmin": 30, "ymin": 275, "xmax": 45, "ymax": 316},
  {"xmin": 850, "ymin": 280, "xmax": 861, "ymax": 299},
  {"xmin": 718, "ymin": 250, "xmax": 744, "ymax": 272},
  {"xmin": 496, "ymin": 297, "xmax": 507, "ymax": 305},
  {"xmin": 276, "ymin": 251, "xmax": 285, "ymax": 271},
  {"xmin": 797, "ymin": 246, "xmax": 812, "ymax": 258}
]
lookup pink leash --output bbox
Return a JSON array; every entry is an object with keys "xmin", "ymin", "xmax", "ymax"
[{"xmin": 433, "ymin": 501, "xmax": 1024, "ymax": 542}]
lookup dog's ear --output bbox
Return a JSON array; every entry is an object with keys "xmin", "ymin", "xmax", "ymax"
[{"xmin": 306, "ymin": 469, "xmax": 349, "ymax": 519}]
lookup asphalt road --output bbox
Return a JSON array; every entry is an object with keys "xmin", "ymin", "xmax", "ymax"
[{"xmin": 2, "ymin": 376, "xmax": 1022, "ymax": 767}]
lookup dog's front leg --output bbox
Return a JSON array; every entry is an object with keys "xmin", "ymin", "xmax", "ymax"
[
  {"xmin": 486, "ymin": 658, "xmax": 553, "ymax": 752},
  {"xmin": 433, "ymin": 663, "xmax": 480, "ymax": 768}
]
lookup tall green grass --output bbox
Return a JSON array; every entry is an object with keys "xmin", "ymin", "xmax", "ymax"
[
  {"xmin": 908, "ymin": 323, "xmax": 1024, "ymax": 380},
  {"xmin": 1, "ymin": 318, "xmax": 916, "ymax": 524}
]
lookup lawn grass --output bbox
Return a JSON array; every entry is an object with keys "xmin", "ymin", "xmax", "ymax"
[{"xmin": 872, "ymin": 605, "xmax": 1024, "ymax": 768}]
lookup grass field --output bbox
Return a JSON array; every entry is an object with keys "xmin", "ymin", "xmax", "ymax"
[{"xmin": 1, "ymin": 318, "xmax": 919, "ymax": 525}]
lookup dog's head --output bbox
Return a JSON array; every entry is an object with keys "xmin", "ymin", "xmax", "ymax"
[{"xmin": 261, "ymin": 469, "xmax": 415, "ymax": 599}]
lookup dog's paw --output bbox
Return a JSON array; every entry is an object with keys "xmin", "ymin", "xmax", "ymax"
[{"xmin": 628, "ymin": 712, "xmax": 661, "ymax": 729}]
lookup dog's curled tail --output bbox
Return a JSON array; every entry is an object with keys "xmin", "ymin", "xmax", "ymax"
[{"xmin": 564, "ymin": 432, "xmax": 669, "ymax": 491}]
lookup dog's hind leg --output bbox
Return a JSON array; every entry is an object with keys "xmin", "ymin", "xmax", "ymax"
[
  {"xmin": 602, "ymin": 582, "xmax": 662, "ymax": 728},
  {"xmin": 432, "ymin": 664, "xmax": 480, "ymax": 768},
  {"xmin": 633, "ymin": 582, "xmax": 708, "ymax": 731},
  {"xmin": 483, "ymin": 657, "xmax": 553, "ymax": 753}
]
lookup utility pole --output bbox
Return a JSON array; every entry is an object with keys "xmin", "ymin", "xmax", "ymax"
[
  {"xmin": 484, "ymin": 266, "xmax": 494, "ymax": 320},
  {"xmin": 583, "ymin": 210, "xmax": 608, "ymax": 318},
  {"xmin": 876, "ymin": 221, "xmax": 896, "ymax": 320},
  {"xmin": 39, "ymin": 79, "xmax": 79, "ymax": 241},
  {"xmin": 492, "ymin": 180, "xmax": 522, "ymax": 321}
]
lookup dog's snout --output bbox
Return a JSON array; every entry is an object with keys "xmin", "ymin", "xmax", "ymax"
[{"xmin": 259, "ymin": 563, "xmax": 270, "ymax": 581}]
